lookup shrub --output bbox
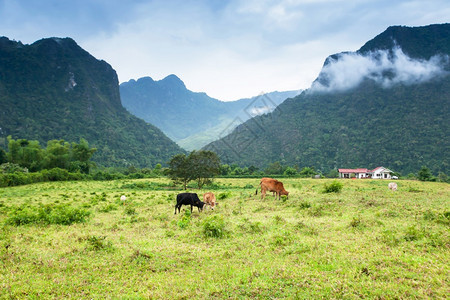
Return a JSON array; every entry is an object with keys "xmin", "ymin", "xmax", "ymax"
[
  {"xmin": 298, "ymin": 200, "xmax": 312, "ymax": 209},
  {"xmin": 40, "ymin": 204, "xmax": 91, "ymax": 225},
  {"xmin": 98, "ymin": 203, "xmax": 117, "ymax": 213},
  {"xmin": 85, "ymin": 235, "xmax": 113, "ymax": 251},
  {"xmin": 322, "ymin": 180, "xmax": 343, "ymax": 193},
  {"xmin": 350, "ymin": 216, "xmax": 362, "ymax": 228},
  {"xmin": 202, "ymin": 215, "xmax": 226, "ymax": 238},
  {"xmin": 42, "ymin": 168, "xmax": 70, "ymax": 181},
  {"xmin": 124, "ymin": 206, "xmax": 137, "ymax": 216},
  {"xmin": 177, "ymin": 209, "xmax": 191, "ymax": 229},
  {"xmin": 217, "ymin": 191, "xmax": 232, "ymax": 200},
  {"xmin": 270, "ymin": 230, "xmax": 292, "ymax": 247},
  {"xmin": 403, "ymin": 225, "xmax": 424, "ymax": 241},
  {"xmin": 6, "ymin": 204, "xmax": 90, "ymax": 226},
  {"xmin": 5, "ymin": 206, "xmax": 38, "ymax": 225},
  {"xmin": 1, "ymin": 163, "xmax": 28, "ymax": 173},
  {"xmin": 249, "ymin": 221, "xmax": 264, "ymax": 233}
]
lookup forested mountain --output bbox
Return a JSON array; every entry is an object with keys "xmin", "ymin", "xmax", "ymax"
[
  {"xmin": 0, "ymin": 37, "xmax": 183, "ymax": 167},
  {"xmin": 120, "ymin": 76, "xmax": 299, "ymax": 150},
  {"xmin": 205, "ymin": 24, "xmax": 450, "ymax": 175}
]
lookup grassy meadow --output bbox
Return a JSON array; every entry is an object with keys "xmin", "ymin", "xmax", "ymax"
[{"xmin": 0, "ymin": 178, "xmax": 448, "ymax": 299}]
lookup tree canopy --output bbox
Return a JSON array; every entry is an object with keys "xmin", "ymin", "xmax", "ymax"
[{"xmin": 166, "ymin": 150, "xmax": 220, "ymax": 189}]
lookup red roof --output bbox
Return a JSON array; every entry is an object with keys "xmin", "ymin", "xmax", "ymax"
[{"xmin": 338, "ymin": 168, "xmax": 369, "ymax": 173}]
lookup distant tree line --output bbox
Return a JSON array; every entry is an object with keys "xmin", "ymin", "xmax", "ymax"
[
  {"xmin": 3, "ymin": 136, "xmax": 97, "ymax": 173},
  {"xmin": 2, "ymin": 139, "xmax": 448, "ymax": 187},
  {"xmin": 217, "ymin": 162, "xmax": 331, "ymax": 178},
  {"xmin": 0, "ymin": 137, "xmax": 175, "ymax": 187}
]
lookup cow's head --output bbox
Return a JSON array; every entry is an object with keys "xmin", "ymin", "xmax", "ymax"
[
  {"xmin": 281, "ymin": 190, "xmax": 289, "ymax": 199},
  {"xmin": 195, "ymin": 200, "xmax": 206, "ymax": 211},
  {"xmin": 210, "ymin": 201, "xmax": 217, "ymax": 210}
]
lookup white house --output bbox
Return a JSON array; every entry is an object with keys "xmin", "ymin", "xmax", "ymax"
[
  {"xmin": 370, "ymin": 166, "xmax": 394, "ymax": 179},
  {"xmin": 338, "ymin": 166, "xmax": 393, "ymax": 179}
]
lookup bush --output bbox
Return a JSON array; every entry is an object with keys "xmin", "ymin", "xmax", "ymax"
[
  {"xmin": 322, "ymin": 180, "xmax": 343, "ymax": 193},
  {"xmin": 0, "ymin": 172, "xmax": 31, "ymax": 187},
  {"xmin": 85, "ymin": 235, "xmax": 113, "ymax": 251},
  {"xmin": 124, "ymin": 206, "xmax": 137, "ymax": 216},
  {"xmin": 217, "ymin": 191, "xmax": 232, "ymax": 200},
  {"xmin": 177, "ymin": 209, "xmax": 191, "ymax": 229},
  {"xmin": 41, "ymin": 168, "xmax": 70, "ymax": 181},
  {"xmin": 298, "ymin": 200, "xmax": 312, "ymax": 209},
  {"xmin": 6, "ymin": 204, "xmax": 90, "ymax": 226},
  {"xmin": 202, "ymin": 215, "xmax": 226, "ymax": 238},
  {"xmin": 1, "ymin": 163, "xmax": 28, "ymax": 174}
]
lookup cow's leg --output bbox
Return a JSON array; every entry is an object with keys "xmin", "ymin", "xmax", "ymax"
[
  {"xmin": 174, "ymin": 204, "xmax": 178, "ymax": 214},
  {"xmin": 190, "ymin": 205, "xmax": 193, "ymax": 213}
]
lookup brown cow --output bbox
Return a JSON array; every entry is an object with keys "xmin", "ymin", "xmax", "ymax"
[
  {"xmin": 257, "ymin": 178, "xmax": 289, "ymax": 200},
  {"xmin": 261, "ymin": 177, "xmax": 277, "ymax": 197},
  {"xmin": 203, "ymin": 192, "xmax": 217, "ymax": 210}
]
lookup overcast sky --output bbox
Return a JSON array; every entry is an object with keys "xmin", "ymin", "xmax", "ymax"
[{"xmin": 1, "ymin": 0, "xmax": 449, "ymax": 100}]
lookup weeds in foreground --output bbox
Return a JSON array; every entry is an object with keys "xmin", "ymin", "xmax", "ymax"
[
  {"xmin": 202, "ymin": 215, "xmax": 226, "ymax": 238},
  {"xmin": 0, "ymin": 178, "xmax": 447, "ymax": 299},
  {"xmin": 6, "ymin": 203, "xmax": 90, "ymax": 226},
  {"xmin": 322, "ymin": 180, "xmax": 343, "ymax": 193}
]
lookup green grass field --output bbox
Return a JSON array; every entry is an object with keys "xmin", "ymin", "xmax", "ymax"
[{"xmin": 0, "ymin": 178, "xmax": 448, "ymax": 299}]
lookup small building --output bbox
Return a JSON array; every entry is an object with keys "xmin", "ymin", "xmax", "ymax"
[
  {"xmin": 338, "ymin": 168, "xmax": 370, "ymax": 179},
  {"xmin": 338, "ymin": 166, "xmax": 393, "ymax": 179},
  {"xmin": 370, "ymin": 166, "xmax": 394, "ymax": 179}
]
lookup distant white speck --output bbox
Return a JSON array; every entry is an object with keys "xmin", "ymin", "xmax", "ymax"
[{"xmin": 65, "ymin": 72, "xmax": 77, "ymax": 91}]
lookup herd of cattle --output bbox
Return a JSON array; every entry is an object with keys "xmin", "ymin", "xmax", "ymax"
[
  {"xmin": 174, "ymin": 177, "xmax": 398, "ymax": 214},
  {"xmin": 175, "ymin": 177, "xmax": 289, "ymax": 214}
]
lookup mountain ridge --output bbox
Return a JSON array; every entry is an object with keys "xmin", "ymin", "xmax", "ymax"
[
  {"xmin": 0, "ymin": 36, "xmax": 184, "ymax": 167},
  {"xmin": 120, "ymin": 76, "xmax": 299, "ymax": 150},
  {"xmin": 204, "ymin": 24, "xmax": 450, "ymax": 175}
]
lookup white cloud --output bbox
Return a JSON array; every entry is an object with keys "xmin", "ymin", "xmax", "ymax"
[
  {"xmin": 249, "ymin": 106, "xmax": 275, "ymax": 116},
  {"xmin": 1, "ymin": 0, "xmax": 450, "ymax": 100},
  {"xmin": 310, "ymin": 47, "xmax": 449, "ymax": 93}
]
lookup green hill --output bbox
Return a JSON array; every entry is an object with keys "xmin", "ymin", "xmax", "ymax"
[
  {"xmin": 205, "ymin": 24, "xmax": 450, "ymax": 175},
  {"xmin": 0, "ymin": 37, "xmax": 183, "ymax": 167},
  {"xmin": 120, "ymin": 76, "xmax": 299, "ymax": 150}
]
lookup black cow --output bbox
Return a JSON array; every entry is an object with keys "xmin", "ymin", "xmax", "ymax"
[{"xmin": 174, "ymin": 193, "xmax": 205, "ymax": 214}]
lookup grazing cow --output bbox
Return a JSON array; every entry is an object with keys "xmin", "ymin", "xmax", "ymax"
[
  {"xmin": 257, "ymin": 178, "xmax": 289, "ymax": 200},
  {"xmin": 261, "ymin": 178, "xmax": 277, "ymax": 197},
  {"xmin": 174, "ymin": 193, "xmax": 205, "ymax": 214},
  {"xmin": 203, "ymin": 192, "xmax": 217, "ymax": 210},
  {"xmin": 388, "ymin": 182, "xmax": 398, "ymax": 191}
]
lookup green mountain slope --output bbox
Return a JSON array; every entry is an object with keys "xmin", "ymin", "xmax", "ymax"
[
  {"xmin": 205, "ymin": 24, "xmax": 450, "ymax": 175},
  {"xmin": 120, "ymin": 76, "xmax": 299, "ymax": 150},
  {"xmin": 0, "ymin": 37, "xmax": 183, "ymax": 167}
]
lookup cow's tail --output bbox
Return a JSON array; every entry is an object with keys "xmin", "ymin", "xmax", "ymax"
[{"xmin": 255, "ymin": 189, "xmax": 258, "ymax": 195}]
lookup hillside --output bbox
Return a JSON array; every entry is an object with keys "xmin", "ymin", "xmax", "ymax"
[
  {"xmin": 205, "ymin": 24, "xmax": 450, "ymax": 175},
  {"xmin": 0, "ymin": 37, "xmax": 183, "ymax": 167},
  {"xmin": 120, "ymin": 76, "xmax": 299, "ymax": 150}
]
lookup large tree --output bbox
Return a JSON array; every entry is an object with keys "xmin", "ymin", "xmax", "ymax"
[
  {"xmin": 189, "ymin": 150, "xmax": 221, "ymax": 188},
  {"xmin": 166, "ymin": 150, "xmax": 221, "ymax": 189}
]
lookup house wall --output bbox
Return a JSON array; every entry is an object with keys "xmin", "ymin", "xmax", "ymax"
[{"xmin": 372, "ymin": 171, "xmax": 391, "ymax": 179}]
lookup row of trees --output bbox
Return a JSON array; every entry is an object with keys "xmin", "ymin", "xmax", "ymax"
[
  {"xmin": 1, "ymin": 136, "xmax": 97, "ymax": 174},
  {"xmin": 2, "ymin": 138, "xmax": 448, "ymax": 187},
  {"xmin": 219, "ymin": 162, "xmax": 332, "ymax": 178}
]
